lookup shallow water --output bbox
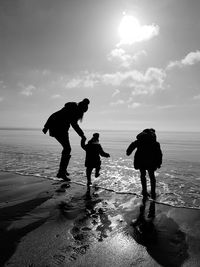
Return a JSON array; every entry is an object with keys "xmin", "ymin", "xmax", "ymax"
[{"xmin": 0, "ymin": 129, "xmax": 200, "ymax": 209}]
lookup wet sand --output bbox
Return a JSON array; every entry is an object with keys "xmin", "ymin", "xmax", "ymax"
[{"xmin": 1, "ymin": 171, "xmax": 200, "ymax": 267}]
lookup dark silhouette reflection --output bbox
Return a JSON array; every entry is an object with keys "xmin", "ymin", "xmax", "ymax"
[
  {"xmin": 126, "ymin": 128, "xmax": 162, "ymax": 199},
  {"xmin": 42, "ymin": 98, "xmax": 90, "ymax": 181},
  {"xmin": 84, "ymin": 186, "xmax": 112, "ymax": 241},
  {"xmin": 84, "ymin": 185, "xmax": 98, "ymax": 215},
  {"xmin": 85, "ymin": 184, "xmax": 92, "ymax": 199},
  {"xmin": 56, "ymin": 182, "xmax": 70, "ymax": 193},
  {"xmin": 0, "ymin": 196, "xmax": 51, "ymax": 266},
  {"xmin": 131, "ymin": 197, "xmax": 156, "ymax": 245},
  {"xmin": 59, "ymin": 186, "xmax": 112, "ymax": 242},
  {"xmin": 58, "ymin": 186, "xmax": 100, "ymax": 220},
  {"xmin": 130, "ymin": 198, "xmax": 189, "ymax": 267}
]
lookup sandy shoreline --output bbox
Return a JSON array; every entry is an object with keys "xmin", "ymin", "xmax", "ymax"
[{"xmin": 1, "ymin": 171, "xmax": 200, "ymax": 267}]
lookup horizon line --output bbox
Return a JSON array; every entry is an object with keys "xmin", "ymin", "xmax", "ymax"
[{"xmin": 0, "ymin": 127, "xmax": 200, "ymax": 133}]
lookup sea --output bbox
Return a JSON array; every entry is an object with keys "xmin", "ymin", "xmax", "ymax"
[{"xmin": 0, "ymin": 128, "xmax": 200, "ymax": 209}]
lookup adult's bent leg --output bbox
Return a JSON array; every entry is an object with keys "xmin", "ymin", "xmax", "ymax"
[
  {"xmin": 55, "ymin": 135, "xmax": 71, "ymax": 179},
  {"xmin": 95, "ymin": 165, "xmax": 101, "ymax": 178}
]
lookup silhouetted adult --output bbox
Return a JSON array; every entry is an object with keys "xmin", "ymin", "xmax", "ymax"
[
  {"xmin": 42, "ymin": 98, "xmax": 90, "ymax": 181},
  {"xmin": 126, "ymin": 128, "xmax": 162, "ymax": 199}
]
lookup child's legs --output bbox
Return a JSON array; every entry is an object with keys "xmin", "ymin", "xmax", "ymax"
[
  {"xmin": 148, "ymin": 169, "xmax": 156, "ymax": 198},
  {"xmin": 86, "ymin": 167, "xmax": 93, "ymax": 184},
  {"xmin": 140, "ymin": 169, "xmax": 147, "ymax": 195},
  {"xmin": 95, "ymin": 164, "xmax": 101, "ymax": 177}
]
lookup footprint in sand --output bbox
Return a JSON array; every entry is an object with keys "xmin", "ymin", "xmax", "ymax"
[
  {"xmin": 53, "ymin": 254, "xmax": 65, "ymax": 265},
  {"xmin": 56, "ymin": 183, "xmax": 70, "ymax": 192},
  {"xmin": 59, "ymin": 245, "xmax": 73, "ymax": 254}
]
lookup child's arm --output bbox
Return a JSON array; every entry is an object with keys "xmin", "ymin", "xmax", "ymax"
[
  {"xmin": 126, "ymin": 140, "xmax": 137, "ymax": 156},
  {"xmin": 99, "ymin": 145, "xmax": 110, "ymax": 158},
  {"xmin": 80, "ymin": 136, "xmax": 87, "ymax": 150}
]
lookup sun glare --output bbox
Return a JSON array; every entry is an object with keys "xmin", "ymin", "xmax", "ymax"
[
  {"xmin": 118, "ymin": 15, "xmax": 140, "ymax": 45},
  {"xmin": 118, "ymin": 14, "xmax": 159, "ymax": 45}
]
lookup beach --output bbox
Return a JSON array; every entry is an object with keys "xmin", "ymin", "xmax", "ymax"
[
  {"xmin": 1, "ymin": 129, "xmax": 200, "ymax": 266},
  {"xmin": 1, "ymin": 171, "xmax": 200, "ymax": 267},
  {"xmin": 2, "ymin": 0, "xmax": 200, "ymax": 265}
]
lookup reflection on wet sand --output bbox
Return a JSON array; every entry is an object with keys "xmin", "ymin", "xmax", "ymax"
[
  {"xmin": 58, "ymin": 185, "xmax": 113, "ymax": 243},
  {"xmin": 130, "ymin": 197, "xmax": 189, "ymax": 267},
  {"xmin": 5, "ymin": 176, "xmax": 200, "ymax": 267}
]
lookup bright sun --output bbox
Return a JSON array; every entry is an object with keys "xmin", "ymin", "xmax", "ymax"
[
  {"xmin": 118, "ymin": 14, "xmax": 158, "ymax": 45},
  {"xmin": 118, "ymin": 15, "xmax": 141, "ymax": 45}
]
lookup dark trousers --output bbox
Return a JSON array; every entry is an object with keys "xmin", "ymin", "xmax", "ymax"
[
  {"xmin": 140, "ymin": 169, "xmax": 156, "ymax": 198},
  {"xmin": 55, "ymin": 134, "xmax": 71, "ymax": 174},
  {"xmin": 86, "ymin": 165, "xmax": 101, "ymax": 184}
]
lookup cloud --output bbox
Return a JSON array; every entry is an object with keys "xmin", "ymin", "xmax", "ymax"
[
  {"xmin": 63, "ymin": 67, "xmax": 166, "ymax": 96},
  {"xmin": 14, "ymin": 69, "xmax": 98, "ymax": 91},
  {"xmin": 128, "ymin": 102, "xmax": 141, "ymax": 108},
  {"xmin": 0, "ymin": 97, "xmax": 4, "ymax": 102},
  {"xmin": 42, "ymin": 69, "xmax": 51, "ymax": 76},
  {"xmin": 0, "ymin": 80, "xmax": 7, "ymax": 89},
  {"xmin": 167, "ymin": 50, "xmax": 200, "ymax": 69},
  {"xmin": 19, "ymin": 84, "xmax": 36, "ymax": 96},
  {"xmin": 65, "ymin": 72, "xmax": 99, "ymax": 89},
  {"xmin": 102, "ymin": 67, "xmax": 166, "ymax": 95},
  {"xmin": 110, "ymin": 97, "xmax": 141, "ymax": 108},
  {"xmin": 182, "ymin": 51, "xmax": 200, "ymax": 65},
  {"xmin": 112, "ymin": 89, "xmax": 120, "ymax": 97},
  {"xmin": 51, "ymin": 94, "xmax": 61, "ymax": 99},
  {"xmin": 107, "ymin": 48, "xmax": 146, "ymax": 68},
  {"xmin": 110, "ymin": 99, "xmax": 125, "ymax": 106},
  {"xmin": 157, "ymin": 105, "xmax": 176, "ymax": 109},
  {"xmin": 65, "ymin": 78, "xmax": 82, "ymax": 89},
  {"xmin": 193, "ymin": 94, "xmax": 200, "ymax": 100},
  {"xmin": 132, "ymin": 50, "xmax": 147, "ymax": 60}
]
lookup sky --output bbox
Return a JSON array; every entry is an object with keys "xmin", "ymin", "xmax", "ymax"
[{"xmin": 0, "ymin": 0, "xmax": 200, "ymax": 131}]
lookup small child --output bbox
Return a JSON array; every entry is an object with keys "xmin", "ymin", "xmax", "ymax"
[
  {"xmin": 126, "ymin": 128, "xmax": 162, "ymax": 199},
  {"xmin": 81, "ymin": 133, "xmax": 110, "ymax": 186}
]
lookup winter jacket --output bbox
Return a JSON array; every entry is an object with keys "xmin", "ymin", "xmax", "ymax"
[
  {"xmin": 126, "ymin": 132, "xmax": 162, "ymax": 170},
  {"xmin": 81, "ymin": 139, "xmax": 110, "ymax": 168},
  {"xmin": 43, "ymin": 102, "xmax": 84, "ymax": 137}
]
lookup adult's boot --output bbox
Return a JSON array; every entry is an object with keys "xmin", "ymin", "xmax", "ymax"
[{"xmin": 57, "ymin": 154, "xmax": 71, "ymax": 181}]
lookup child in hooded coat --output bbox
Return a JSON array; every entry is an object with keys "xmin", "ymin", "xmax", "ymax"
[
  {"xmin": 126, "ymin": 128, "xmax": 162, "ymax": 199},
  {"xmin": 81, "ymin": 133, "xmax": 110, "ymax": 186}
]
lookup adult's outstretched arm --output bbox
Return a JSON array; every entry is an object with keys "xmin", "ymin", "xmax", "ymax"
[
  {"xmin": 80, "ymin": 137, "xmax": 87, "ymax": 150},
  {"xmin": 71, "ymin": 121, "xmax": 85, "ymax": 138}
]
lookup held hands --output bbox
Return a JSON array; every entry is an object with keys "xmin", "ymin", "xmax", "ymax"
[
  {"xmin": 42, "ymin": 128, "xmax": 48, "ymax": 134},
  {"xmin": 81, "ymin": 135, "xmax": 87, "ymax": 142}
]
